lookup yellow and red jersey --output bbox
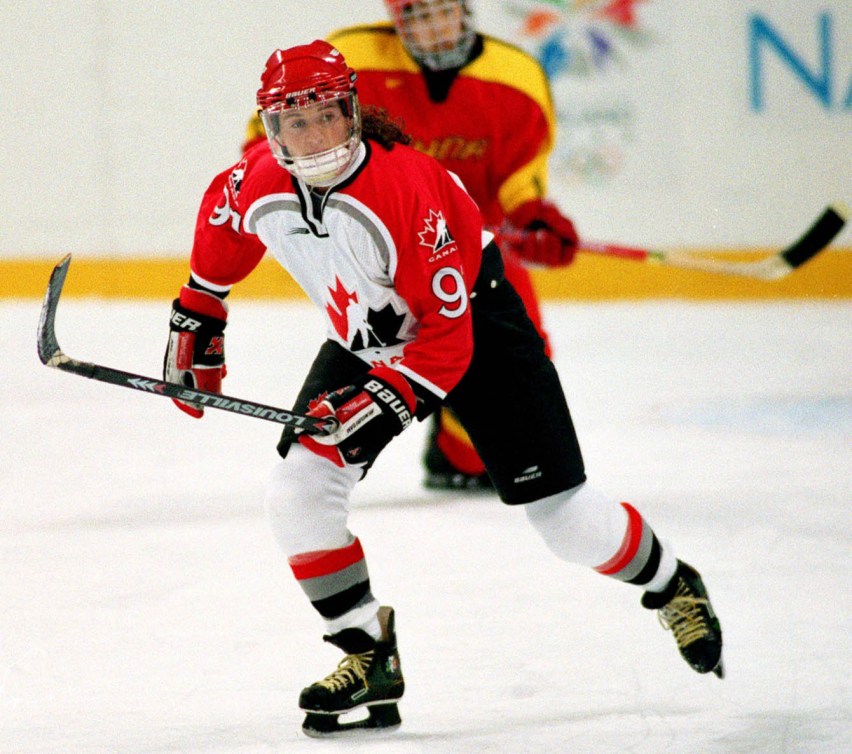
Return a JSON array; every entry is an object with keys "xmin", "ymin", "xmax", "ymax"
[{"xmin": 327, "ymin": 23, "xmax": 556, "ymax": 229}]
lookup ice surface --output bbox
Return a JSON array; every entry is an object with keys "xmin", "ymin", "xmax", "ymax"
[{"xmin": 2, "ymin": 298, "xmax": 850, "ymax": 753}]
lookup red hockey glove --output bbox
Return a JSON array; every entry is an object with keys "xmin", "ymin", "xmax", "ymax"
[
  {"xmin": 163, "ymin": 286, "xmax": 228, "ymax": 418},
  {"xmin": 299, "ymin": 367, "xmax": 416, "ymax": 470},
  {"xmin": 505, "ymin": 199, "xmax": 579, "ymax": 267}
]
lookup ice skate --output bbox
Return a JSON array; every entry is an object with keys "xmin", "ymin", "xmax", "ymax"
[
  {"xmin": 642, "ymin": 560, "xmax": 724, "ymax": 678},
  {"xmin": 299, "ymin": 606, "xmax": 404, "ymax": 737}
]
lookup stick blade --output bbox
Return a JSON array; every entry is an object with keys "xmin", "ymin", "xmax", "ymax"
[
  {"xmin": 37, "ymin": 254, "xmax": 72, "ymax": 365},
  {"xmin": 780, "ymin": 203, "xmax": 848, "ymax": 270}
]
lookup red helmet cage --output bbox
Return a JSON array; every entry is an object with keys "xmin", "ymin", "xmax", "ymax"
[{"xmin": 257, "ymin": 40, "xmax": 357, "ymax": 111}]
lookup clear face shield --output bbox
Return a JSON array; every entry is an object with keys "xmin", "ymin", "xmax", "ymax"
[
  {"xmin": 261, "ymin": 92, "xmax": 362, "ymax": 186},
  {"xmin": 393, "ymin": 0, "xmax": 475, "ymax": 71}
]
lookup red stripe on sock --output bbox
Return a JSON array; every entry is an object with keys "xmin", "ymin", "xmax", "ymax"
[
  {"xmin": 288, "ymin": 538, "xmax": 365, "ymax": 581},
  {"xmin": 594, "ymin": 502, "xmax": 643, "ymax": 575}
]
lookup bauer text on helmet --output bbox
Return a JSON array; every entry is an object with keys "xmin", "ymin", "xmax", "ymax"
[
  {"xmin": 385, "ymin": 0, "xmax": 475, "ymax": 71},
  {"xmin": 257, "ymin": 41, "xmax": 361, "ymax": 186}
]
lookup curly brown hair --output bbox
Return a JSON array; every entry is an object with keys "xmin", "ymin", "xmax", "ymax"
[{"xmin": 361, "ymin": 105, "xmax": 412, "ymax": 149}]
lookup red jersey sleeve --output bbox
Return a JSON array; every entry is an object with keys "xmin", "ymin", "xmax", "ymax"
[
  {"xmin": 388, "ymin": 157, "xmax": 485, "ymax": 398},
  {"xmin": 190, "ymin": 158, "xmax": 267, "ymax": 288}
]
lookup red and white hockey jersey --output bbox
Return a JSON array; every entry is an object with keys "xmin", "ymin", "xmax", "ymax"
[{"xmin": 189, "ymin": 139, "xmax": 492, "ymax": 401}]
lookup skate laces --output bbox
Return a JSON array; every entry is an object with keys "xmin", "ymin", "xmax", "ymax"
[
  {"xmin": 317, "ymin": 650, "xmax": 375, "ymax": 692},
  {"xmin": 658, "ymin": 583, "xmax": 711, "ymax": 648}
]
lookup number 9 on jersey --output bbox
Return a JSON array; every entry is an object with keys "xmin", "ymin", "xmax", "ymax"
[{"xmin": 432, "ymin": 267, "xmax": 468, "ymax": 319}]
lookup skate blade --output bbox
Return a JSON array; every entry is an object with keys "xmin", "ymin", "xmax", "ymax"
[{"xmin": 302, "ymin": 702, "xmax": 401, "ymax": 738}]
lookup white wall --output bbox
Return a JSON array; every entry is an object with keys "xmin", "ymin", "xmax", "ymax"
[
  {"xmin": 1, "ymin": 1, "xmax": 849, "ymax": 257},
  {"xmin": 500, "ymin": 1, "xmax": 851, "ymax": 249}
]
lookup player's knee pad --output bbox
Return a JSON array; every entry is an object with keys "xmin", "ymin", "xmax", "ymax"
[
  {"xmin": 524, "ymin": 483, "xmax": 629, "ymax": 568},
  {"xmin": 264, "ymin": 444, "xmax": 361, "ymax": 557}
]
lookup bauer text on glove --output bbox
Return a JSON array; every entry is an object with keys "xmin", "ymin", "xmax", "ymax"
[
  {"xmin": 299, "ymin": 367, "xmax": 417, "ymax": 470},
  {"xmin": 163, "ymin": 286, "xmax": 228, "ymax": 418}
]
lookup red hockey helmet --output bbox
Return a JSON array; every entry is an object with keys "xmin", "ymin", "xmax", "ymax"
[
  {"xmin": 384, "ymin": 0, "xmax": 475, "ymax": 71},
  {"xmin": 257, "ymin": 40, "xmax": 357, "ymax": 110},
  {"xmin": 257, "ymin": 41, "xmax": 361, "ymax": 186}
]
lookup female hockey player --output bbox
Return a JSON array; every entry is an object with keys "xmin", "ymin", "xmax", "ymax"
[
  {"xmin": 243, "ymin": 0, "xmax": 579, "ymax": 492},
  {"xmin": 165, "ymin": 40, "xmax": 723, "ymax": 738}
]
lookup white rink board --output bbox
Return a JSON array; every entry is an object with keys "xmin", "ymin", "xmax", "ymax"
[{"xmin": 1, "ymin": 1, "xmax": 849, "ymax": 256}]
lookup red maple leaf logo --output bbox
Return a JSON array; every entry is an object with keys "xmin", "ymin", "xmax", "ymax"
[
  {"xmin": 417, "ymin": 209, "xmax": 456, "ymax": 257},
  {"xmin": 325, "ymin": 277, "xmax": 358, "ymax": 341}
]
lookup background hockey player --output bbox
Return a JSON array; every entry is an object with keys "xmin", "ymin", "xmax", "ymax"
[
  {"xmin": 243, "ymin": 0, "xmax": 579, "ymax": 492},
  {"xmin": 167, "ymin": 39, "xmax": 723, "ymax": 738}
]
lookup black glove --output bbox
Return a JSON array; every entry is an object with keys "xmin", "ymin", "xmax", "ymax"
[{"xmin": 299, "ymin": 366, "xmax": 416, "ymax": 470}]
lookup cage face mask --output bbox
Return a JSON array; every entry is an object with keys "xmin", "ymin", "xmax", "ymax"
[
  {"xmin": 385, "ymin": 0, "xmax": 475, "ymax": 71},
  {"xmin": 260, "ymin": 95, "xmax": 361, "ymax": 186}
]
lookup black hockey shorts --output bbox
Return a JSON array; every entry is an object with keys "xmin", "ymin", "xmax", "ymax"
[
  {"xmin": 442, "ymin": 246, "xmax": 586, "ymax": 504},
  {"xmin": 277, "ymin": 245, "xmax": 586, "ymax": 504}
]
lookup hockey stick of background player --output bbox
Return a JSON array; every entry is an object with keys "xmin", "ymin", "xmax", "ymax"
[
  {"xmin": 37, "ymin": 254, "xmax": 337, "ymax": 437},
  {"xmin": 503, "ymin": 203, "xmax": 847, "ymax": 281}
]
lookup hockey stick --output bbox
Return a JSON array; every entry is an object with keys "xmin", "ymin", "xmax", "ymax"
[
  {"xmin": 578, "ymin": 203, "xmax": 847, "ymax": 280},
  {"xmin": 501, "ymin": 203, "xmax": 847, "ymax": 281},
  {"xmin": 36, "ymin": 254, "xmax": 336, "ymax": 436}
]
